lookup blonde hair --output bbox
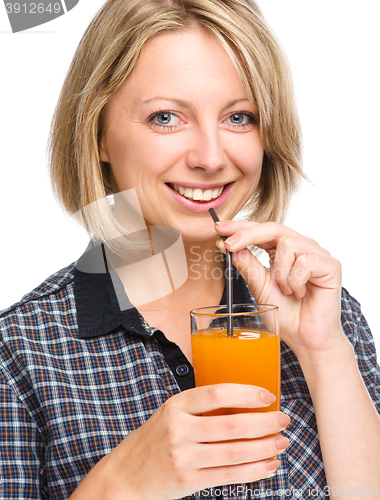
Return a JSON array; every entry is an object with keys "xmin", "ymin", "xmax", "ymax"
[{"xmin": 48, "ymin": 0, "xmax": 305, "ymax": 248}]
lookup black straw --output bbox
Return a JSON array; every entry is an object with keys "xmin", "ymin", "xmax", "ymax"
[{"xmin": 209, "ymin": 208, "xmax": 233, "ymax": 336}]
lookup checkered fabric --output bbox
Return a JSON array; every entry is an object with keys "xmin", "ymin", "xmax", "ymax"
[{"xmin": 0, "ymin": 258, "xmax": 379, "ymax": 499}]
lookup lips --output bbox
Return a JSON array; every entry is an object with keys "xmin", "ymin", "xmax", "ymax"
[
  {"xmin": 166, "ymin": 182, "xmax": 234, "ymax": 212},
  {"xmin": 168, "ymin": 183, "xmax": 225, "ymax": 202}
]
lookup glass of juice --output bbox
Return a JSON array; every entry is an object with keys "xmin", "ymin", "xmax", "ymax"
[
  {"xmin": 190, "ymin": 304, "xmax": 280, "ymax": 479},
  {"xmin": 190, "ymin": 304, "xmax": 280, "ymax": 415}
]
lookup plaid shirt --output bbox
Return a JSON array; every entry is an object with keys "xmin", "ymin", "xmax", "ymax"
[{"xmin": 0, "ymin": 245, "xmax": 379, "ymax": 499}]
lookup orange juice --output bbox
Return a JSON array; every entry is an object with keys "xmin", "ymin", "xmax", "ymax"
[{"xmin": 191, "ymin": 327, "xmax": 280, "ymax": 415}]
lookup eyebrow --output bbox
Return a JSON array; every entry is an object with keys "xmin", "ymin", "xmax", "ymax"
[{"xmin": 140, "ymin": 97, "xmax": 250, "ymax": 110}]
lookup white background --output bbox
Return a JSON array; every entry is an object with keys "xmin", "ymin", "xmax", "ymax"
[{"xmin": 0, "ymin": 1, "xmax": 379, "ymax": 351}]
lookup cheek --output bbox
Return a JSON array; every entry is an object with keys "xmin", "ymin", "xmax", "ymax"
[
  {"xmin": 227, "ymin": 134, "xmax": 264, "ymax": 176},
  {"xmin": 107, "ymin": 132, "xmax": 187, "ymax": 191},
  {"xmin": 139, "ymin": 133, "xmax": 187, "ymax": 165},
  {"xmin": 109, "ymin": 129, "xmax": 185, "ymax": 172}
]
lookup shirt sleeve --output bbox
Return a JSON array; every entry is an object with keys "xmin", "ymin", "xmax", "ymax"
[
  {"xmin": 0, "ymin": 374, "xmax": 45, "ymax": 499},
  {"xmin": 341, "ymin": 287, "xmax": 380, "ymax": 414}
]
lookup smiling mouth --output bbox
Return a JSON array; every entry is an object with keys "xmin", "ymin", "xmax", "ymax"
[{"xmin": 167, "ymin": 183, "xmax": 230, "ymax": 202}]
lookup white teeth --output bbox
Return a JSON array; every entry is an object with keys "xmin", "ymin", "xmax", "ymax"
[
  {"xmin": 192, "ymin": 188, "xmax": 203, "ymax": 200},
  {"xmin": 171, "ymin": 184, "xmax": 225, "ymax": 201},
  {"xmin": 184, "ymin": 188, "xmax": 193, "ymax": 198},
  {"xmin": 203, "ymin": 189, "xmax": 212, "ymax": 201}
]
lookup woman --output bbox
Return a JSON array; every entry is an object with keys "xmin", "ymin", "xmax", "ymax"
[{"xmin": 0, "ymin": 0, "xmax": 379, "ymax": 498}]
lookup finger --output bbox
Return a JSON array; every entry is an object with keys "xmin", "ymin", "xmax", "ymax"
[
  {"xmin": 172, "ymin": 384, "xmax": 276, "ymax": 415},
  {"xmin": 214, "ymin": 219, "xmax": 260, "ymax": 234},
  {"xmin": 216, "ymin": 221, "xmax": 301, "ymax": 253},
  {"xmin": 288, "ymin": 254, "xmax": 342, "ymax": 299},
  {"xmin": 192, "ymin": 411, "xmax": 291, "ymax": 443},
  {"xmin": 270, "ymin": 235, "xmax": 297, "ymax": 295},
  {"xmin": 271, "ymin": 236, "xmax": 329, "ymax": 296},
  {"xmin": 195, "ymin": 433, "xmax": 289, "ymax": 469},
  {"xmin": 195, "ymin": 457, "xmax": 281, "ymax": 488},
  {"xmin": 216, "ymin": 222, "xmax": 332, "ymax": 300}
]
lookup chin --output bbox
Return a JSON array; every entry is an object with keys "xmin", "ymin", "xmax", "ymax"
[
  {"xmin": 145, "ymin": 210, "xmax": 218, "ymax": 242},
  {"xmin": 180, "ymin": 228, "xmax": 217, "ymax": 243}
]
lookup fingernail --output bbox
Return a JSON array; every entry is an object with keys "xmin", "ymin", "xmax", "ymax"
[
  {"xmin": 224, "ymin": 234, "xmax": 241, "ymax": 247},
  {"xmin": 260, "ymin": 391, "xmax": 276, "ymax": 404},
  {"xmin": 278, "ymin": 413, "xmax": 291, "ymax": 428},
  {"xmin": 266, "ymin": 459, "xmax": 280, "ymax": 472},
  {"xmin": 275, "ymin": 436, "xmax": 289, "ymax": 452},
  {"xmin": 215, "ymin": 220, "xmax": 228, "ymax": 227},
  {"xmin": 216, "ymin": 239, "xmax": 225, "ymax": 251},
  {"xmin": 280, "ymin": 284, "xmax": 293, "ymax": 296}
]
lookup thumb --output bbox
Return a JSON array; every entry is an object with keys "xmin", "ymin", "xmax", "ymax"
[{"xmin": 216, "ymin": 239, "xmax": 269, "ymax": 301}]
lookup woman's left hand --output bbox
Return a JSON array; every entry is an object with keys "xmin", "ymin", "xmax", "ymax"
[{"xmin": 215, "ymin": 220, "xmax": 345, "ymax": 361}]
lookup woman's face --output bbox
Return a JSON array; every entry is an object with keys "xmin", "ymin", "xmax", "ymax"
[{"xmin": 100, "ymin": 27, "xmax": 264, "ymax": 241}]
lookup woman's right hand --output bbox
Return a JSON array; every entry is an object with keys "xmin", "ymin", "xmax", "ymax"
[{"xmin": 71, "ymin": 384, "xmax": 290, "ymax": 500}]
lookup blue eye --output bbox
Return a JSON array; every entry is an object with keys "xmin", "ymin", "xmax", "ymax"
[
  {"xmin": 156, "ymin": 112, "xmax": 173, "ymax": 125},
  {"xmin": 148, "ymin": 111, "xmax": 181, "ymax": 130},
  {"xmin": 228, "ymin": 113, "xmax": 257, "ymax": 127},
  {"xmin": 230, "ymin": 113, "xmax": 245, "ymax": 124}
]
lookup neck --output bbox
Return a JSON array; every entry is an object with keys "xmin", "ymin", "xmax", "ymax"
[
  {"xmin": 106, "ymin": 234, "xmax": 225, "ymax": 311},
  {"xmin": 137, "ymin": 236, "xmax": 225, "ymax": 311},
  {"xmin": 183, "ymin": 237, "xmax": 225, "ymax": 287},
  {"xmin": 145, "ymin": 237, "xmax": 225, "ymax": 311}
]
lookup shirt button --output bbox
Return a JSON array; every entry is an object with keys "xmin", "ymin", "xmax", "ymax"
[{"xmin": 176, "ymin": 364, "xmax": 189, "ymax": 377}]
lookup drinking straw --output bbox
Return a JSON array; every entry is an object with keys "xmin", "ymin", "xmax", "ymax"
[{"xmin": 208, "ymin": 208, "xmax": 233, "ymax": 336}]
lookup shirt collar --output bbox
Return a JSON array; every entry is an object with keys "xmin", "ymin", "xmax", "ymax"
[{"xmin": 74, "ymin": 241, "xmax": 252, "ymax": 339}]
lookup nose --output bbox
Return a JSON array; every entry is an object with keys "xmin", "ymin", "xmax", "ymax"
[{"xmin": 186, "ymin": 126, "xmax": 227, "ymax": 173}]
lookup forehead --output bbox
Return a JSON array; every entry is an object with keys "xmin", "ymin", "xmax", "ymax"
[
  {"xmin": 113, "ymin": 27, "xmax": 248, "ymax": 107},
  {"xmin": 138, "ymin": 27, "xmax": 232, "ymax": 74}
]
